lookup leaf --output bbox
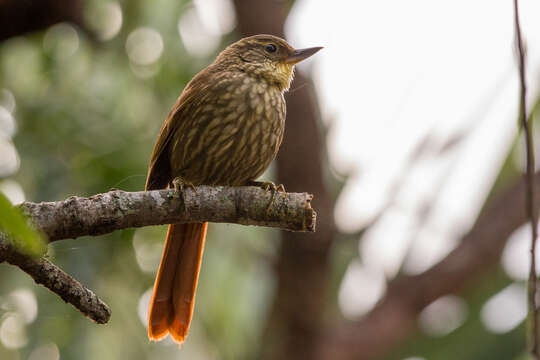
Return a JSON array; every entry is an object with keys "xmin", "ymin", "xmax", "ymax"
[{"xmin": 0, "ymin": 192, "xmax": 47, "ymax": 257}]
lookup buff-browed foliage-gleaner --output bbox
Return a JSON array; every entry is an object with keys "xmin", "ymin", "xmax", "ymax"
[{"xmin": 145, "ymin": 34, "xmax": 322, "ymax": 345}]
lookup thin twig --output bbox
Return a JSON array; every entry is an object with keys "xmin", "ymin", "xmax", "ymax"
[
  {"xmin": 514, "ymin": 0, "xmax": 539, "ymax": 357},
  {"xmin": 0, "ymin": 235, "xmax": 111, "ymax": 324}
]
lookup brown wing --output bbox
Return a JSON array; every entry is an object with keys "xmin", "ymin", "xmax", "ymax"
[{"xmin": 145, "ymin": 69, "xmax": 215, "ymax": 191}]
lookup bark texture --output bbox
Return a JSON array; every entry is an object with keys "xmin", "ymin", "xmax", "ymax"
[{"xmin": 20, "ymin": 186, "xmax": 316, "ymax": 242}]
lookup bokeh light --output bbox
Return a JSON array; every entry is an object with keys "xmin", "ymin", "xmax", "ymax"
[
  {"xmin": 0, "ymin": 89, "xmax": 15, "ymax": 113},
  {"xmin": 481, "ymin": 284, "xmax": 527, "ymax": 333},
  {"xmin": 86, "ymin": 1, "xmax": 123, "ymax": 41},
  {"xmin": 0, "ymin": 180, "xmax": 25, "ymax": 204},
  {"xmin": 43, "ymin": 23, "xmax": 80, "ymax": 60},
  {"xmin": 193, "ymin": 0, "xmax": 236, "ymax": 36},
  {"xmin": 360, "ymin": 208, "xmax": 414, "ymax": 277},
  {"xmin": 132, "ymin": 227, "xmax": 164, "ymax": 273},
  {"xmin": 502, "ymin": 223, "xmax": 540, "ymax": 280},
  {"xmin": 0, "ymin": 106, "xmax": 15, "ymax": 139},
  {"xmin": 419, "ymin": 295, "xmax": 467, "ymax": 336},
  {"xmin": 0, "ymin": 139, "xmax": 19, "ymax": 177},
  {"xmin": 8, "ymin": 289, "xmax": 38, "ymax": 324},
  {"xmin": 137, "ymin": 288, "xmax": 153, "ymax": 328},
  {"xmin": 178, "ymin": 6, "xmax": 221, "ymax": 58},
  {"xmin": 1, "ymin": 38, "xmax": 48, "ymax": 98},
  {"xmin": 126, "ymin": 27, "xmax": 164, "ymax": 66},
  {"xmin": 338, "ymin": 260, "xmax": 386, "ymax": 319},
  {"xmin": 0, "ymin": 313, "xmax": 27, "ymax": 349},
  {"xmin": 28, "ymin": 343, "xmax": 60, "ymax": 360}
]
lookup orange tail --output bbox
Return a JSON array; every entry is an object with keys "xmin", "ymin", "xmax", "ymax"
[{"xmin": 148, "ymin": 222, "xmax": 208, "ymax": 345}]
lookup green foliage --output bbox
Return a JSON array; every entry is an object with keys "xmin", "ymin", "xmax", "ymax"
[{"xmin": 0, "ymin": 192, "xmax": 46, "ymax": 257}]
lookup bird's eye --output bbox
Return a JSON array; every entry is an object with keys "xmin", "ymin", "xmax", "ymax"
[{"xmin": 265, "ymin": 44, "xmax": 277, "ymax": 53}]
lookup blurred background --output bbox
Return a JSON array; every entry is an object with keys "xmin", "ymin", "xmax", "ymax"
[{"xmin": 1, "ymin": 0, "xmax": 540, "ymax": 359}]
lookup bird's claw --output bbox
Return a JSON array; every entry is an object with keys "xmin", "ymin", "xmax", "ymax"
[
  {"xmin": 248, "ymin": 180, "xmax": 287, "ymax": 213},
  {"xmin": 172, "ymin": 177, "xmax": 198, "ymax": 196},
  {"xmin": 275, "ymin": 184, "xmax": 286, "ymax": 198},
  {"xmin": 249, "ymin": 181, "xmax": 286, "ymax": 196}
]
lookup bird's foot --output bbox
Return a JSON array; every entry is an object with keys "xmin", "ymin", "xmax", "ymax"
[
  {"xmin": 171, "ymin": 176, "xmax": 198, "ymax": 196},
  {"xmin": 248, "ymin": 180, "xmax": 287, "ymax": 213},
  {"xmin": 248, "ymin": 180, "xmax": 287, "ymax": 196}
]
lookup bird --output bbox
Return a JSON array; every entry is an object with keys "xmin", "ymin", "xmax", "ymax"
[{"xmin": 145, "ymin": 34, "xmax": 322, "ymax": 345}]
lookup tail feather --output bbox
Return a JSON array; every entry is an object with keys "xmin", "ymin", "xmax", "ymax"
[{"xmin": 148, "ymin": 222, "xmax": 208, "ymax": 345}]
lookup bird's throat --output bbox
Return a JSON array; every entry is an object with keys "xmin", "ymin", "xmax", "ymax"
[{"xmin": 275, "ymin": 63, "xmax": 295, "ymax": 92}]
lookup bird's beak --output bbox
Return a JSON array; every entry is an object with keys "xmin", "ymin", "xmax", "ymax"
[{"xmin": 285, "ymin": 46, "xmax": 323, "ymax": 65}]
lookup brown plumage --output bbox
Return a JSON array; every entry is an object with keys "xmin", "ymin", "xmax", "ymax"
[{"xmin": 145, "ymin": 34, "xmax": 321, "ymax": 345}]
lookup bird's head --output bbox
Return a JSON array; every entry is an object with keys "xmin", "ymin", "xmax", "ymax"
[{"xmin": 215, "ymin": 34, "xmax": 322, "ymax": 92}]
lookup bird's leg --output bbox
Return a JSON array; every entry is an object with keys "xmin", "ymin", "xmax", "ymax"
[
  {"xmin": 247, "ymin": 180, "xmax": 287, "ymax": 213},
  {"xmin": 171, "ymin": 176, "xmax": 198, "ymax": 196},
  {"xmin": 275, "ymin": 183, "xmax": 286, "ymax": 195},
  {"xmin": 248, "ymin": 180, "xmax": 286, "ymax": 194}
]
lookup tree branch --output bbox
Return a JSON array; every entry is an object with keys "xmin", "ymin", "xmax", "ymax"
[
  {"xmin": 0, "ymin": 235, "xmax": 111, "ymax": 324},
  {"xmin": 20, "ymin": 186, "xmax": 316, "ymax": 242},
  {"xmin": 1, "ymin": 186, "xmax": 316, "ymax": 324},
  {"xmin": 514, "ymin": 0, "xmax": 539, "ymax": 356}
]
